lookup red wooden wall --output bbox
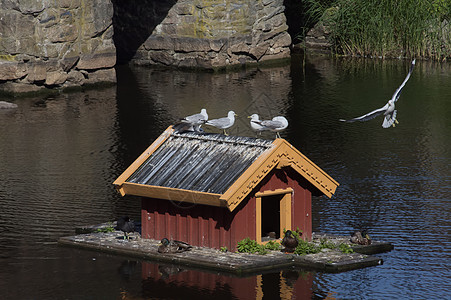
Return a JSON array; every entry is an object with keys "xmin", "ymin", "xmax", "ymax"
[
  {"xmin": 256, "ymin": 167, "xmax": 313, "ymax": 240},
  {"xmin": 141, "ymin": 195, "xmax": 256, "ymax": 252},
  {"xmin": 141, "ymin": 167, "xmax": 315, "ymax": 251}
]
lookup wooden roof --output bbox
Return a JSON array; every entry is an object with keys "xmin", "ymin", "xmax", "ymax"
[{"xmin": 114, "ymin": 126, "xmax": 339, "ymax": 211}]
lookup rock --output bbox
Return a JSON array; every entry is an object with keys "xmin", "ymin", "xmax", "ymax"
[
  {"xmin": 65, "ymin": 70, "xmax": 85, "ymax": 86},
  {"xmin": 114, "ymin": 0, "xmax": 292, "ymax": 68},
  {"xmin": 0, "ymin": 0, "xmax": 116, "ymax": 94},
  {"xmin": 0, "ymin": 101, "xmax": 18, "ymax": 109},
  {"xmin": 45, "ymin": 70, "xmax": 68, "ymax": 86},
  {"xmin": 25, "ymin": 62, "xmax": 47, "ymax": 83},
  {"xmin": 0, "ymin": 62, "xmax": 27, "ymax": 81},
  {"xmin": 305, "ymin": 22, "xmax": 332, "ymax": 50},
  {"xmin": 76, "ymin": 53, "xmax": 116, "ymax": 70},
  {"xmin": 0, "ymin": 82, "xmax": 43, "ymax": 94},
  {"xmin": 84, "ymin": 68, "xmax": 117, "ymax": 85}
]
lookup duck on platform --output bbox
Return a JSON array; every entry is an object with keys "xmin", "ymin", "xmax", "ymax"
[
  {"xmin": 281, "ymin": 230, "xmax": 300, "ymax": 253},
  {"xmin": 116, "ymin": 216, "xmax": 135, "ymax": 240},
  {"xmin": 157, "ymin": 238, "xmax": 193, "ymax": 253},
  {"xmin": 350, "ymin": 230, "xmax": 372, "ymax": 245}
]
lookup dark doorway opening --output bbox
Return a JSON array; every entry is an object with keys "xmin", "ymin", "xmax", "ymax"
[{"xmin": 261, "ymin": 195, "xmax": 282, "ymax": 241}]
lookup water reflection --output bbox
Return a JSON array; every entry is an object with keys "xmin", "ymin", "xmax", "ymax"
[
  {"xmin": 0, "ymin": 56, "xmax": 449, "ymax": 299},
  {"xmin": 139, "ymin": 262, "xmax": 314, "ymax": 300}
]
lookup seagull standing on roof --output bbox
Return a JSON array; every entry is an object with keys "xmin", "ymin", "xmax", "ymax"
[
  {"xmin": 251, "ymin": 116, "xmax": 288, "ymax": 138},
  {"xmin": 248, "ymin": 114, "xmax": 265, "ymax": 136},
  {"xmin": 205, "ymin": 111, "xmax": 236, "ymax": 135},
  {"xmin": 339, "ymin": 59, "xmax": 416, "ymax": 128},
  {"xmin": 174, "ymin": 108, "xmax": 208, "ymax": 133}
]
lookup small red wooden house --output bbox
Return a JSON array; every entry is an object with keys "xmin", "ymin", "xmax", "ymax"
[{"xmin": 114, "ymin": 126, "xmax": 338, "ymax": 251}]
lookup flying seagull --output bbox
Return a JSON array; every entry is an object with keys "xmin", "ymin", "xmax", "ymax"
[
  {"xmin": 174, "ymin": 108, "xmax": 208, "ymax": 133},
  {"xmin": 205, "ymin": 111, "xmax": 236, "ymax": 135},
  {"xmin": 116, "ymin": 216, "xmax": 135, "ymax": 240},
  {"xmin": 339, "ymin": 59, "xmax": 416, "ymax": 128},
  {"xmin": 251, "ymin": 116, "xmax": 289, "ymax": 138}
]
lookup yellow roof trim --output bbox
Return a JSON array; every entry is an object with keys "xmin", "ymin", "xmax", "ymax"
[
  {"xmin": 113, "ymin": 126, "xmax": 174, "ymax": 195},
  {"xmin": 121, "ymin": 182, "xmax": 226, "ymax": 207},
  {"xmin": 220, "ymin": 139, "xmax": 339, "ymax": 211}
]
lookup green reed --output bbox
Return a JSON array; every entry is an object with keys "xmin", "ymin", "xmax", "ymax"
[{"xmin": 303, "ymin": 0, "xmax": 451, "ymax": 60}]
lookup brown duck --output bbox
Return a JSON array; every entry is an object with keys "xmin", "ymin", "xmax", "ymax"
[
  {"xmin": 281, "ymin": 230, "xmax": 300, "ymax": 253},
  {"xmin": 350, "ymin": 230, "xmax": 372, "ymax": 245},
  {"xmin": 158, "ymin": 238, "xmax": 192, "ymax": 253}
]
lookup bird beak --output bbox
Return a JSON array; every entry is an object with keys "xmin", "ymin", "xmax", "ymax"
[{"xmin": 247, "ymin": 116, "xmax": 252, "ymax": 119}]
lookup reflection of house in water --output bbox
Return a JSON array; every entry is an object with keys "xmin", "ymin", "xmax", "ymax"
[
  {"xmin": 114, "ymin": 127, "xmax": 338, "ymax": 251},
  {"xmin": 141, "ymin": 262, "xmax": 314, "ymax": 299}
]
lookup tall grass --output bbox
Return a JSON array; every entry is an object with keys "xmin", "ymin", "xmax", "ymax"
[{"xmin": 303, "ymin": 0, "xmax": 451, "ymax": 61}]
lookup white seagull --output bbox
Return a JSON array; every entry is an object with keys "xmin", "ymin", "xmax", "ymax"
[
  {"xmin": 339, "ymin": 59, "xmax": 416, "ymax": 128},
  {"xmin": 175, "ymin": 108, "xmax": 208, "ymax": 132},
  {"xmin": 252, "ymin": 116, "xmax": 289, "ymax": 138},
  {"xmin": 205, "ymin": 111, "xmax": 236, "ymax": 135},
  {"xmin": 248, "ymin": 114, "xmax": 265, "ymax": 135}
]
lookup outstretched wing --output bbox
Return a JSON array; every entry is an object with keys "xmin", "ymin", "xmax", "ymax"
[
  {"xmin": 392, "ymin": 59, "xmax": 415, "ymax": 103},
  {"xmin": 339, "ymin": 103, "xmax": 389, "ymax": 123}
]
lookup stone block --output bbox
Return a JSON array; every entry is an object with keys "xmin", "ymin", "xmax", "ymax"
[
  {"xmin": 249, "ymin": 41, "xmax": 270, "ymax": 60},
  {"xmin": 0, "ymin": 62, "xmax": 27, "ymax": 80},
  {"xmin": 0, "ymin": 101, "xmax": 18, "ymax": 109},
  {"xmin": 210, "ymin": 39, "xmax": 226, "ymax": 52},
  {"xmin": 45, "ymin": 70, "xmax": 68, "ymax": 86},
  {"xmin": 174, "ymin": 37, "xmax": 211, "ymax": 53},
  {"xmin": 84, "ymin": 68, "xmax": 116, "ymax": 84},
  {"xmin": 149, "ymin": 51, "xmax": 175, "ymax": 66},
  {"xmin": 59, "ymin": 56, "xmax": 79, "ymax": 72},
  {"xmin": 0, "ymin": 82, "xmax": 43, "ymax": 93},
  {"xmin": 65, "ymin": 70, "xmax": 85, "ymax": 86},
  {"xmin": 271, "ymin": 32, "xmax": 292, "ymax": 49},
  {"xmin": 26, "ymin": 62, "xmax": 47, "ymax": 82},
  {"xmin": 76, "ymin": 53, "xmax": 116, "ymax": 70},
  {"xmin": 144, "ymin": 36, "xmax": 174, "ymax": 51}
]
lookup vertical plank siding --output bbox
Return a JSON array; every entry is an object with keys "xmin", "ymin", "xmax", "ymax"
[
  {"xmin": 142, "ymin": 196, "xmax": 256, "ymax": 252},
  {"xmin": 142, "ymin": 167, "xmax": 315, "ymax": 251}
]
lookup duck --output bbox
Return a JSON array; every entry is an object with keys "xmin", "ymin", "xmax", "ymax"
[
  {"xmin": 350, "ymin": 230, "xmax": 372, "ymax": 245},
  {"xmin": 116, "ymin": 216, "xmax": 135, "ymax": 240},
  {"xmin": 157, "ymin": 238, "xmax": 193, "ymax": 253},
  {"xmin": 281, "ymin": 230, "xmax": 300, "ymax": 253}
]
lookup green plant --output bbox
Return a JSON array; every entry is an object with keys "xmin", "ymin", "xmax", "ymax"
[
  {"xmin": 95, "ymin": 226, "xmax": 115, "ymax": 233},
  {"xmin": 264, "ymin": 240, "xmax": 281, "ymax": 251},
  {"xmin": 237, "ymin": 238, "xmax": 268, "ymax": 255},
  {"xmin": 220, "ymin": 246, "xmax": 228, "ymax": 253},
  {"xmin": 283, "ymin": 228, "xmax": 303, "ymax": 240},
  {"xmin": 304, "ymin": 0, "xmax": 451, "ymax": 60},
  {"xmin": 338, "ymin": 243, "xmax": 354, "ymax": 254},
  {"xmin": 294, "ymin": 239, "xmax": 321, "ymax": 255}
]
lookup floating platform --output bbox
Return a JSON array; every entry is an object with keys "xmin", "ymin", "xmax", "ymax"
[{"xmin": 58, "ymin": 228, "xmax": 393, "ymax": 275}]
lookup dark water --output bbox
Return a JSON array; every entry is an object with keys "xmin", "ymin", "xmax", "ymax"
[{"xmin": 0, "ymin": 56, "xmax": 450, "ymax": 299}]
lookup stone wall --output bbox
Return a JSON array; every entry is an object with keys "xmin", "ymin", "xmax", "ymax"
[
  {"xmin": 116, "ymin": 0, "xmax": 292, "ymax": 69},
  {"xmin": 0, "ymin": 0, "xmax": 116, "ymax": 94}
]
